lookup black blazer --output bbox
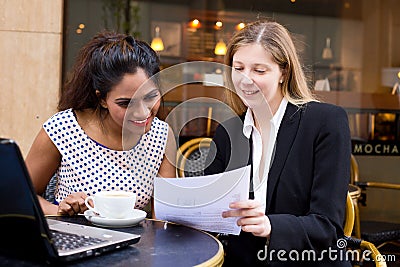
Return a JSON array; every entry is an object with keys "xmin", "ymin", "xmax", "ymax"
[{"xmin": 205, "ymin": 102, "xmax": 351, "ymax": 267}]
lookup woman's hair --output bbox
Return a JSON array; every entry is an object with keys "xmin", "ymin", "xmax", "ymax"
[
  {"xmin": 58, "ymin": 31, "xmax": 160, "ymax": 116},
  {"xmin": 224, "ymin": 20, "xmax": 316, "ymax": 115}
]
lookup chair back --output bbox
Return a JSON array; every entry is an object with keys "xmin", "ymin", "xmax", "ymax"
[
  {"xmin": 350, "ymin": 154, "xmax": 360, "ymax": 184},
  {"xmin": 344, "ymin": 192, "xmax": 355, "ymax": 237},
  {"xmin": 344, "ymin": 188, "xmax": 387, "ymax": 267},
  {"xmin": 176, "ymin": 137, "xmax": 212, "ymax": 177},
  {"xmin": 42, "ymin": 174, "xmax": 57, "ymax": 203}
]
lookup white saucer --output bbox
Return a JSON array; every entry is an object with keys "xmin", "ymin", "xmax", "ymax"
[{"xmin": 84, "ymin": 209, "xmax": 147, "ymax": 228}]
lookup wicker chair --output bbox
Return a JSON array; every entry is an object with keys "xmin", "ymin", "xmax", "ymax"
[
  {"xmin": 42, "ymin": 174, "xmax": 57, "ymax": 203},
  {"xmin": 350, "ymin": 155, "xmax": 400, "ymax": 253},
  {"xmin": 344, "ymin": 192, "xmax": 387, "ymax": 267},
  {"xmin": 176, "ymin": 137, "xmax": 213, "ymax": 177}
]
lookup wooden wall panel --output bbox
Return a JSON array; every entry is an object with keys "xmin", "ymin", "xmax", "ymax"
[
  {"xmin": 0, "ymin": 0, "xmax": 62, "ymax": 32},
  {"xmin": 0, "ymin": 0, "xmax": 63, "ymax": 156}
]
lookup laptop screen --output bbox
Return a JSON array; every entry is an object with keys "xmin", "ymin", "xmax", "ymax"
[{"xmin": 0, "ymin": 138, "xmax": 57, "ymax": 261}]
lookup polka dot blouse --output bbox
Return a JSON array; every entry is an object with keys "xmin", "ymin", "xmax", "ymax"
[{"xmin": 43, "ymin": 109, "xmax": 169, "ymax": 209}]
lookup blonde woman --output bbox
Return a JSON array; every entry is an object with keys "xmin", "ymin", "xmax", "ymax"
[{"xmin": 205, "ymin": 20, "xmax": 351, "ymax": 266}]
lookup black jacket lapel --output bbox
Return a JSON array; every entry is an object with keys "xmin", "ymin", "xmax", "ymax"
[{"xmin": 266, "ymin": 103, "xmax": 303, "ymax": 212}]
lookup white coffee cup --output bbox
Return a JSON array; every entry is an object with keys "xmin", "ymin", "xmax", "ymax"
[{"xmin": 84, "ymin": 190, "xmax": 136, "ymax": 219}]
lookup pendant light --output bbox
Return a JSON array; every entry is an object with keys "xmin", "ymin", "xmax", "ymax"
[
  {"xmin": 214, "ymin": 39, "xmax": 227, "ymax": 56},
  {"xmin": 151, "ymin": 26, "xmax": 164, "ymax": 52},
  {"xmin": 322, "ymin": 37, "xmax": 333, "ymax": 59}
]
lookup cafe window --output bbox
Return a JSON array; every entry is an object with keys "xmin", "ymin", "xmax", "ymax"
[{"xmin": 63, "ymin": 0, "xmax": 400, "ymax": 143}]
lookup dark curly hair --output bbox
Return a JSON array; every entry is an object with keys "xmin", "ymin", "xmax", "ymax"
[{"xmin": 58, "ymin": 31, "xmax": 160, "ymax": 118}]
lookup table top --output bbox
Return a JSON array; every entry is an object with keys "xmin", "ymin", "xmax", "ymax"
[{"xmin": 0, "ymin": 217, "xmax": 224, "ymax": 267}]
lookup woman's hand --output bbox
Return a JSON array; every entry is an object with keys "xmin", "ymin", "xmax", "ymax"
[
  {"xmin": 222, "ymin": 199, "xmax": 271, "ymax": 238},
  {"xmin": 57, "ymin": 192, "xmax": 89, "ymax": 216}
]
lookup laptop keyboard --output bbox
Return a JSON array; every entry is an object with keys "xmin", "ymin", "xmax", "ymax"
[{"xmin": 51, "ymin": 230, "xmax": 108, "ymax": 251}]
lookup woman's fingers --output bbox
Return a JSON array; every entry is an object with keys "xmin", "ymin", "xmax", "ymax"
[
  {"xmin": 238, "ymin": 215, "xmax": 272, "ymax": 237},
  {"xmin": 221, "ymin": 199, "xmax": 271, "ymax": 238},
  {"xmin": 57, "ymin": 201, "xmax": 75, "ymax": 216},
  {"xmin": 222, "ymin": 208, "xmax": 264, "ymax": 218},
  {"xmin": 237, "ymin": 216, "xmax": 265, "ymax": 226},
  {"xmin": 222, "ymin": 200, "xmax": 264, "ymax": 218},
  {"xmin": 229, "ymin": 199, "xmax": 260, "ymax": 209},
  {"xmin": 57, "ymin": 192, "xmax": 88, "ymax": 216}
]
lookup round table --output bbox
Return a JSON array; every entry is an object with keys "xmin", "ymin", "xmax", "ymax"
[{"xmin": 0, "ymin": 217, "xmax": 224, "ymax": 267}]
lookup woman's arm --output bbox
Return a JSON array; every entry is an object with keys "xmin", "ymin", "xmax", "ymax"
[
  {"xmin": 25, "ymin": 128, "xmax": 95, "ymax": 216},
  {"xmin": 25, "ymin": 128, "xmax": 61, "ymax": 214},
  {"xmin": 204, "ymin": 123, "xmax": 230, "ymax": 175},
  {"xmin": 268, "ymin": 105, "xmax": 351, "ymax": 254},
  {"xmin": 205, "ymin": 115, "xmax": 250, "ymax": 175}
]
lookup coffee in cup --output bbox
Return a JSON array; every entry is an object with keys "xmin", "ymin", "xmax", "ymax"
[{"xmin": 84, "ymin": 190, "xmax": 136, "ymax": 219}]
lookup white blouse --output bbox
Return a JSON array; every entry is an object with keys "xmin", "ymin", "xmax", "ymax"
[{"xmin": 242, "ymin": 98, "xmax": 288, "ymax": 209}]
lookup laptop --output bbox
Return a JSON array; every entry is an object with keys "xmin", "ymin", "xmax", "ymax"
[{"xmin": 0, "ymin": 138, "xmax": 141, "ymax": 263}]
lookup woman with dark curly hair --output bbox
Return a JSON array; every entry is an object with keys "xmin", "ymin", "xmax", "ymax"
[{"xmin": 25, "ymin": 31, "xmax": 176, "ymax": 216}]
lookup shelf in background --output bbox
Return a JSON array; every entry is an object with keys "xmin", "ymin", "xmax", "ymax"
[
  {"xmin": 315, "ymin": 91, "xmax": 400, "ymax": 113},
  {"xmin": 162, "ymin": 84, "xmax": 226, "ymax": 103}
]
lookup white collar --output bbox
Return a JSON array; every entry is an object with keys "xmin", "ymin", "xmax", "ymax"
[{"xmin": 242, "ymin": 98, "xmax": 288, "ymax": 138}]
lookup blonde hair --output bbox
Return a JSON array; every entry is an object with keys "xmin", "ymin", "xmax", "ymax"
[{"xmin": 224, "ymin": 20, "xmax": 316, "ymax": 115}]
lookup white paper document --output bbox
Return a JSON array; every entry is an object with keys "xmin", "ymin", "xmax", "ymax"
[{"xmin": 154, "ymin": 166, "xmax": 250, "ymax": 235}]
